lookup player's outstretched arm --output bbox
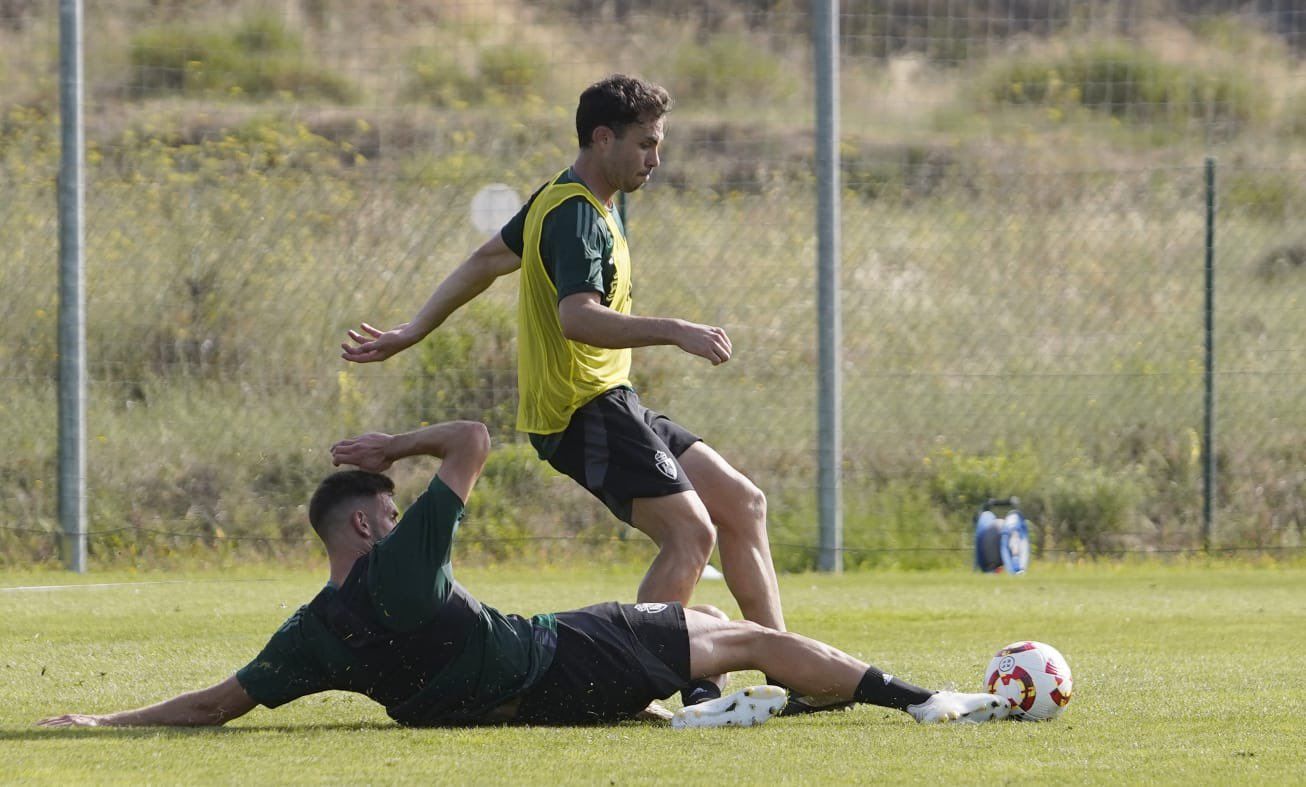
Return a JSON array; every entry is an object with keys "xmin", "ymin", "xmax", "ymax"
[
  {"xmin": 37, "ymin": 675, "xmax": 257, "ymax": 728},
  {"xmin": 331, "ymin": 421, "xmax": 491, "ymax": 503},
  {"xmin": 341, "ymin": 233, "xmax": 522, "ymax": 364},
  {"xmin": 557, "ymin": 292, "xmax": 733, "ymax": 366}
]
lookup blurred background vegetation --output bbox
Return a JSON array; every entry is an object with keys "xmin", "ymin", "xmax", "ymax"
[{"xmin": 1, "ymin": 0, "xmax": 1302, "ymax": 570}]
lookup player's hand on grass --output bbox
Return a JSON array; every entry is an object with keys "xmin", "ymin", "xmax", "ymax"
[
  {"xmin": 331, "ymin": 432, "xmax": 394, "ymax": 473},
  {"xmin": 676, "ymin": 321, "xmax": 732, "ymax": 366},
  {"xmin": 341, "ymin": 322, "xmax": 415, "ymax": 363},
  {"xmin": 37, "ymin": 714, "xmax": 108, "ymax": 728}
]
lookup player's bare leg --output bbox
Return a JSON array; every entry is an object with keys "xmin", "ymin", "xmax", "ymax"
[
  {"xmin": 676, "ymin": 603, "xmax": 729, "ymax": 707},
  {"xmin": 677, "ymin": 442, "xmax": 785, "ymax": 631},
  {"xmin": 628, "ymin": 494, "xmax": 719, "ymax": 716},
  {"xmin": 686, "ymin": 608, "xmax": 863, "ymax": 698},
  {"xmin": 629, "ymin": 491, "xmax": 717, "ymax": 607},
  {"xmin": 675, "ymin": 607, "xmax": 1008, "ymax": 727}
]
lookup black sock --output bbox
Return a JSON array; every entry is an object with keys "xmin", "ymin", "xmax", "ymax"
[
  {"xmin": 680, "ymin": 679, "xmax": 722, "ymax": 707},
  {"xmin": 853, "ymin": 667, "xmax": 934, "ymax": 711}
]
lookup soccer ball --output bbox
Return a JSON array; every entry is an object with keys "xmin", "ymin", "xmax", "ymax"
[{"xmin": 984, "ymin": 641, "xmax": 1073, "ymax": 720}]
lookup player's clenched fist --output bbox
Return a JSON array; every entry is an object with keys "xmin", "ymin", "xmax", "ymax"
[
  {"xmin": 676, "ymin": 321, "xmax": 732, "ymax": 366},
  {"xmin": 331, "ymin": 433, "xmax": 395, "ymax": 473}
]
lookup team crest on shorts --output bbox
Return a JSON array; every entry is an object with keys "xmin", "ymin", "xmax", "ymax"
[
  {"xmin": 634, "ymin": 603, "xmax": 668, "ymax": 614},
  {"xmin": 653, "ymin": 450, "xmax": 678, "ymax": 480}
]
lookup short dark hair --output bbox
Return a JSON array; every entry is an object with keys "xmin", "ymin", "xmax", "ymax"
[
  {"xmin": 576, "ymin": 74, "xmax": 673, "ymax": 148},
  {"xmin": 308, "ymin": 470, "xmax": 395, "ymax": 539}
]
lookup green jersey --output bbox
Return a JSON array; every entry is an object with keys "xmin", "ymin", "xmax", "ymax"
[{"xmin": 235, "ymin": 476, "xmax": 557, "ymax": 725}]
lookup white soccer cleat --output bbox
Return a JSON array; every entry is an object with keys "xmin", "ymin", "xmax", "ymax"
[
  {"xmin": 671, "ymin": 685, "xmax": 788, "ymax": 729},
  {"xmin": 907, "ymin": 691, "xmax": 1011, "ymax": 724}
]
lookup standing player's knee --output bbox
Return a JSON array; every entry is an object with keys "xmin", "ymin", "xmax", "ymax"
[
  {"xmin": 663, "ymin": 519, "xmax": 715, "ymax": 576},
  {"xmin": 742, "ymin": 482, "xmax": 767, "ymax": 525},
  {"xmin": 668, "ymin": 518, "xmax": 717, "ymax": 564},
  {"xmin": 717, "ymin": 480, "xmax": 767, "ymax": 537}
]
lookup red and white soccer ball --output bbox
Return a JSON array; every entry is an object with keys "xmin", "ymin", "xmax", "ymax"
[{"xmin": 985, "ymin": 641, "xmax": 1073, "ymax": 720}]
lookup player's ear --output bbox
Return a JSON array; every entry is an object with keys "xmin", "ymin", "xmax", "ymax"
[
  {"xmin": 349, "ymin": 509, "xmax": 370, "ymax": 539},
  {"xmin": 592, "ymin": 125, "xmax": 614, "ymax": 149}
]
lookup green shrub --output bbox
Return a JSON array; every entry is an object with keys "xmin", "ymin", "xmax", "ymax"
[
  {"xmin": 1223, "ymin": 170, "xmax": 1305, "ymax": 220},
  {"xmin": 770, "ymin": 481, "xmax": 969, "ymax": 572},
  {"xmin": 1190, "ymin": 15, "xmax": 1290, "ymax": 62},
  {"xmin": 0, "ymin": 452, "xmax": 57, "ymax": 567},
  {"xmin": 128, "ymin": 13, "xmax": 356, "ymax": 102},
  {"xmin": 843, "ymin": 482, "xmax": 959, "ymax": 571},
  {"xmin": 1108, "ymin": 423, "xmax": 1202, "ymax": 546},
  {"xmin": 402, "ymin": 48, "xmax": 481, "ymax": 107},
  {"xmin": 842, "ymin": 142, "xmax": 960, "ymax": 203},
  {"xmin": 985, "ymin": 43, "xmax": 1264, "ymax": 135},
  {"xmin": 456, "ymin": 442, "xmax": 548, "ymax": 562},
  {"xmin": 1281, "ymin": 91, "xmax": 1306, "ymax": 139},
  {"xmin": 767, "ymin": 487, "xmax": 821, "ymax": 573},
  {"xmin": 477, "ymin": 44, "xmax": 549, "ymax": 100},
  {"xmin": 402, "ymin": 43, "xmax": 548, "ymax": 107},
  {"xmin": 669, "ymin": 34, "xmax": 798, "ymax": 105},
  {"xmin": 95, "ymin": 116, "xmax": 360, "ymax": 186},
  {"xmin": 401, "ymin": 300, "xmax": 518, "ymax": 439},
  {"xmin": 1041, "ymin": 465, "xmax": 1143, "ymax": 554},
  {"xmin": 231, "ymin": 13, "xmax": 300, "ymax": 54},
  {"xmin": 926, "ymin": 443, "xmax": 1043, "ymax": 514}
]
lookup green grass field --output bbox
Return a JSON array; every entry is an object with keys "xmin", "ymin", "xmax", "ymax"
[{"xmin": 4, "ymin": 563, "xmax": 1303, "ymax": 784}]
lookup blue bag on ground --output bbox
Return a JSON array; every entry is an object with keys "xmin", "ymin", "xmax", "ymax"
[{"xmin": 974, "ymin": 498, "xmax": 1030, "ymax": 574}]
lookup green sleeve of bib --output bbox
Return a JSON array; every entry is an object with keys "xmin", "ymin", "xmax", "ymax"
[{"xmin": 541, "ymin": 196, "xmax": 610, "ymax": 301}]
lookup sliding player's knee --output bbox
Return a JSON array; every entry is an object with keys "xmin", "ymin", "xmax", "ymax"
[
  {"xmin": 693, "ymin": 619, "xmax": 778, "ymax": 671},
  {"xmin": 748, "ymin": 625, "xmax": 809, "ymax": 663},
  {"xmin": 726, "ymin": 619, "xmax": 773, "ymax": 653},
  {"xmin": 688, "ymin": 603, "xmax": 729, "ymax": 621}
]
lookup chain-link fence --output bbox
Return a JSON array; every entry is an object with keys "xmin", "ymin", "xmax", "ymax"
[{"xmin": 1, "ymin": 1, "xmax": 1303, "ymax": 569}]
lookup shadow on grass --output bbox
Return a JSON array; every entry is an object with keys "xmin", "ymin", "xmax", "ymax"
[
  {"xmin": 3, "ymin": 716, "xmax": 679, "ymax": 741},
  {"xmin": 2, "ymin": 721, "xmax": 398, "ymax": 741}
]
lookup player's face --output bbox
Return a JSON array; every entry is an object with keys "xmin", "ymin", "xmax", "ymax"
[
  {"xmin": 364, "ymin": 492, "xmax": 400, "ymax": 544},
  {"xmin": 606, "ymin": 117, "xmax": 663, "ymax": 193}
]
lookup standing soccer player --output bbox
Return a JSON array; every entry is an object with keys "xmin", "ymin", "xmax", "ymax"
[{"xmin": 341, "ymin": 74, "xmax": 800, "ymax": 709}]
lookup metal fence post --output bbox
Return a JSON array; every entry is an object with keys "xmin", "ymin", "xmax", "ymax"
[
  {"xmin": 1202, "ymin": 156, "xmax": 1216, "ymax": 552},
  {"xmin": 58, "ymin": 0, "xmax": 88, "ymax": 573},
  {"xmin": 814, "ymin": 0, "xmax": 842, "ymax": 572}
]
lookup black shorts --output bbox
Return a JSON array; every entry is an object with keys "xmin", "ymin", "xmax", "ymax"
[
  {"xmin": 547, "ymin": 388, "xmax": 700, "ymax": 523},
  {"xmin": 513, "ymin": 601, "xmax": 691, "ymax": 725}
]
